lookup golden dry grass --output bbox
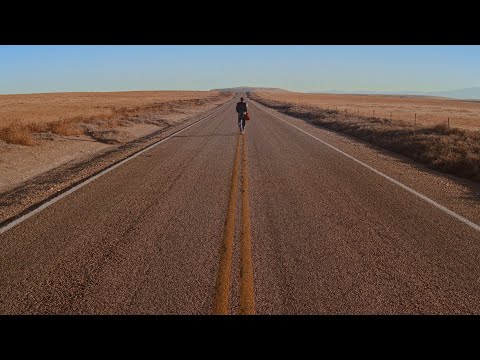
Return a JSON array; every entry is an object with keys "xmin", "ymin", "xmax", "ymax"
[
  {"xmin": 0, "ymin": 126, "xmax": 35, "ymax": 146},
  {"xmin": 255, "ymin": 91, "xmax": 480, "ymax": 131},
  {"xmin": 251, "ymin": 92, "xmax": 480, "ymax": 182},
  {"xmin": 0, "ymin": 91, "xmax": 229, "ymax": 145}
]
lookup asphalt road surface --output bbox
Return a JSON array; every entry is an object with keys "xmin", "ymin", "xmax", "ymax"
[{"xmin": 1, "ymin": 95, "xmax": 480, "ymax": 314}]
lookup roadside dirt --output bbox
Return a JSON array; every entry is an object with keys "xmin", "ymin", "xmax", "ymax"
[{"xmin": 0, "ymin": 95, "xmax": 233, "ymax": 224}]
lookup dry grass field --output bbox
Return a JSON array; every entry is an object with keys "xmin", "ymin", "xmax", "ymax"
[
  {"xmin": 251, "ymin": 91, "xmax": 480, "ymax": 182},
  {"xmin": 254, "ymin": 91, "xmax": 480, "ymax": 131},
  {"xmin": 0, "ymin": 91, "xmax": 230, "ymax": 145}
]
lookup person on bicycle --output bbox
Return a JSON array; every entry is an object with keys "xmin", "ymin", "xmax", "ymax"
[{"xmin": 236, "ymin": 97, "xmax": 248, "ymax": 134}]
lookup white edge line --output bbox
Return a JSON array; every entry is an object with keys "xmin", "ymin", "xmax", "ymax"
[
  {"xmin": 252, "ymin": 99, "xmax": 480, "ymax": 233},
  {"xmin": 0, "ymin": 101, "xmax": 231, "ymax": 235}
]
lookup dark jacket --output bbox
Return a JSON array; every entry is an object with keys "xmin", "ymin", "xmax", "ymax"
[{"xmin": 236, "ymin": 101, "xmax": 248, "ymax": 114}]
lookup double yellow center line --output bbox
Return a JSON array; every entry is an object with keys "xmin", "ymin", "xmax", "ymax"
[{"xmin": 213, "ymin": 133, "xmax": 255, "ymax": 315}]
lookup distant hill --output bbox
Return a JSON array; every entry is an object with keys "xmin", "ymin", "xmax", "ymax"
[
  {"xmin": 431, "ymin": 87, "xmax": 480, "ymax": 100},
  {"xmin": 213, "ymin": 86, "xmax": 290, "ymax": 93},
  {"xmin": 310, "ymin": 87, "xmax": 480, "ymax": 100}
]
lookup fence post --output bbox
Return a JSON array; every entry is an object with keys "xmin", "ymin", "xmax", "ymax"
[
  {"xmin": 373, "ymin": 109, "xmax": 375, "ymax": 116},
  {"xmin": 448, "ymin": 117, "xmax": 450, "ymax": 128},
  {"xmin": 414, "ymin": 113, "xmax": 416, "ymax": 125}
]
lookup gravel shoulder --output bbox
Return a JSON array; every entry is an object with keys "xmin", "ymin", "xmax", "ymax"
[{"xmin": 0, "ymin": 95, "xmax": 233, "ymax": 224}]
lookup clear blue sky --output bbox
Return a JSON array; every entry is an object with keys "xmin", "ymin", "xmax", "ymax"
[{"xmin": 1, "ymin": 45, "xmax": 480, "ymax": 94}]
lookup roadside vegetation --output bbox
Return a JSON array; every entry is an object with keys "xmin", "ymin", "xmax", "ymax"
[
  {"xmin": 0, "ymin": 91, "xmax": 232, "ymax": 146},
  {"xmin": 250, "ymin": 92, "xmax": 480, "ymax": 182}
]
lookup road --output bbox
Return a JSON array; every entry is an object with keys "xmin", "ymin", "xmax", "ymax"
[{"xmin": 1, "ymin": 95, "xmax": 480, "ymax": 314}]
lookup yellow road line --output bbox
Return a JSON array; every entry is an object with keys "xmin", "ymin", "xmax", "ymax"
[
  {"xmin": 238, "ymin": 134, "xmax": 256, "ymax": 315},
  {"xmin": 213, "ymin": 134, "xmax": 242, "ymax": 314}
]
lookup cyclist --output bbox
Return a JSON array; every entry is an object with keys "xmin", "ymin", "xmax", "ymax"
[{"xmin": 235, "ymin": 97, "xmax": 248, "ymax": 134}]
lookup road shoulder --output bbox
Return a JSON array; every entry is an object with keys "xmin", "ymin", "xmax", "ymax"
[
  {"xmin": 251, "ymin": 99, "xmax": 480, "ymax": 227},
  {"xmin": 0, "ymin": 98, "xmax": 233, "ymax": 224}
]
